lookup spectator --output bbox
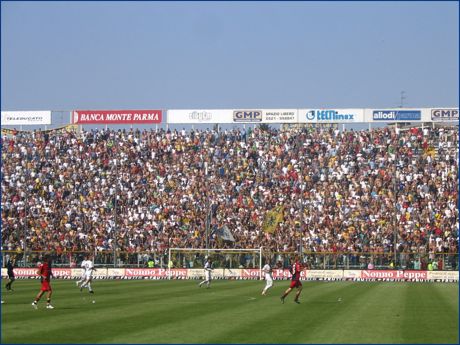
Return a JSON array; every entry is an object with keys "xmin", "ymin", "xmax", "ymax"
[{"xmin": 1, "ymin": 126, "xmax": 457, "ymax": 269}]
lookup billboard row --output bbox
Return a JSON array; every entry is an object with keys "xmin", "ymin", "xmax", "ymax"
[
  {"xmin": 2, "ymin": 268, "xmax": 457, "ymax": 282},
  {"xmin": 1, "ymin": 111, "xmax": 51, "ymax": 125},
  {"xmin": 168, "ymin": 108, "xmax": 458, "ymax": 123}
]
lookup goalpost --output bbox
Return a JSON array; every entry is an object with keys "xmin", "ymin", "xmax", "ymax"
[{"xmin": 168, "ymin": 248, "xmax": 263, "ymax": 280}]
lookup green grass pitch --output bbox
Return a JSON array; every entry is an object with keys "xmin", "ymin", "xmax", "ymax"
[{"xmin": 1, "ymin": 279, "xmax": 458, "ymax": 344}]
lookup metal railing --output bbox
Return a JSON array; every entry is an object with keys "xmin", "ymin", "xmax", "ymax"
[{"xmin": 1, "ymin": 250, "xmax": 458, "ymax": 271}]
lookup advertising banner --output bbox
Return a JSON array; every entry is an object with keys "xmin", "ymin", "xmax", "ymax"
[
  {"xmin": 360, "ymin": 270, "xmax": 428, "ymax": 280},
  {"xmin": 262, "ymin": 109, "xmax": 298, "ymax": 123},
  {"xmin": 367, "ymin": 109, "xmax": 422, "ymax": 122},
  {"xmin": 1, "ymin": 111, "xmax": 51, "ymax": 125},
  {"xmin": 299, "ymin": 109, "xmax": 364, "ymax": 123},
  {"xmin": 307, "ymin": 270, "xmax": 344, "ymax": 280},
  {"xmin": 107, "ymin": 268, "xmax": 126, "ymax": 277},
  {"xmin": 241, "ymin": 269, "xmax": 262, "ymax": 279},
  {"xmin": 4, "ymin": 267, "xmax": 72, "ymax": 278},
  {"xmin": 2, "ymin": 268, "xmax": 457, "ymax": 282},
  {"xmin": 271, "ymin": 269, "xmax": 308, "ymax": 279},
  {"xmin": 427, "ymin": 271, "xmax": 459, "ymax": 281},
  {"xmin": 431, "ymin": 108, "xmax": 459, "ymax": 122},
  {"xmin": 167, "ymin": 109, "xmax": 233, "ymax": 123},
  {"xmin": 124, "ymin": 268, "xmax": 187, "ymax": 278},
  {"xmin": 73, "ymin": 110, "xmax": 162, "ymax": 124},
  {"xmin": 232, "ymin": 109, "xmax": 298, "ymax": 123}
]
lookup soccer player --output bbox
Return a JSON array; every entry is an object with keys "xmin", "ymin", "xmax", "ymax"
[
  {"xmin": 280, "ymin": 254, "xmax": 303, "ymax": 304},
  {"xmin": 32, "ymin": 255, "xmax": 54, "ymax": 309},
  {"xmin": 76, "ymin": 255, "xmax": 89, "ymax": 288},
  {"xmin": 198, "ymin": 257, "xmax": 213, "ymax": 288},
  {"xmin": 261, "ymin": 259, "xmax": 273, "ymax": 295},
  {"xmin": 5, "ymin": 256, "xmax": 15, "ymax": 291},
  {"xmin": 79, "ymin": 254, "xmax": 96, "ymax": 294}
]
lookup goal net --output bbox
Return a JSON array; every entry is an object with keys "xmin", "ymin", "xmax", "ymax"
[{"xmin": 168, "ymin": 248, "xmax": 263, "ymax": 280}]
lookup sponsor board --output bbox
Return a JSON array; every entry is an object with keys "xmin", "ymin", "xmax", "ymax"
[
  {"xmin": 73, "ymin": 110, "xmax": 162, "ymax": 124},
  {"xmin": 107, "ymin": 268, "xmax": 126, "ymax": 277},
  {"xmin": 2, "ymin": 268, "xmax": 457, "ymax": 282},
  {"xmin": 300, "ymin": 109, "xmax": 364, "ymax": 123},
  {"xmin": 187, "ymin": 269, "xmax": 205, "ymax": 279},
  {"xmin": 1, "ymin": 111, "xmax": 52, "ymax": 125},
  {"xmin": 167, "ymin": 109, "xmax": 233, "ymax": 123},
  {"xmin": 427, "ymin": 271, "xmax": 459, "ymax": 281},
  {"xmin": 360, "ymin": 270, "xmax": 428, "ymax": 280},
  {"xmin": 343, "ymin": 270, "xmax": 362, "ymax": 280},
  {"xmin": 431, "ymin": 108, "xmax": 459, "ymax": 122},
  {"xmin": 241, "ymin": 269, "xmax": 262, "ymax": 279},
  {"xmin": 233, "ymin": 110, "xmax": 262, "ymax": 122},
  {"xmin": 372, "ymin": 110, "xmax": 421, "ymax": 121},
  {"xmin": 168, "ymin": 109, "xmax": 297, "ymax": 124},
  {"xmin": 222, "ymin": 268, "xmax": 241, "ymax": 278},
  {"xmin": 271, "ymin": 269, "xmax": 308, "ymax": 279},
  {"xmin": 262, "ymin": 109, "xmax": 298, "ymax": 123},
  {"xmin": 124, "ymin": 268, "xmax": 187, "ymax": 278},
  {"xmin": 3, "ymin": 268, "xmax": 72, "ymax": 278},
  {"xmin": 307, "ymin": 270, "xmax": 343, "ymax": 280}
]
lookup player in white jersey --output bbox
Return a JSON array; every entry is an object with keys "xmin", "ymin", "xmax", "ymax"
[
  {"xmin": 79, "ymin": 255, "xmax": 96, "ymax": 294},
  {"xmin": 76, "ymin": 257, "xmax": 88, "ymax": 288},
  {"xmin": 261, "ymin": 260, "xmax": 274, "ymax": 295},
  {"xmin": 198, "ymin": 258, "xmax": 213, "ymax": 288}
]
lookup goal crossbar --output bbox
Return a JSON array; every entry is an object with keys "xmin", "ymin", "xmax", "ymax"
[{"xmin": 168, "ymin": 247, "xmax": 263, "ymax": 280}]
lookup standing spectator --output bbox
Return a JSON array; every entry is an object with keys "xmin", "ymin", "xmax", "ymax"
[{"xmin": 5, "ymin": 256, "xmax": 15, "ymax": 291}]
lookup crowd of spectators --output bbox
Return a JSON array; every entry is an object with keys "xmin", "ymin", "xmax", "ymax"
[{"xmin": 1, "ymin": 124, "xmax": 458, "ymax": 268}]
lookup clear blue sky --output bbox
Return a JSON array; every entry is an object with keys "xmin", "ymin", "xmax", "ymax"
[{"xmin": 1, "ymin": 1, "xmax": 458, "ymax": 118}]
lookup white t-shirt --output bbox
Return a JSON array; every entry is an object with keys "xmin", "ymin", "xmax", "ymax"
[
  {"xmin": 81, "ymin": 260, "xmax": 94, "ymax": 276},
  {"xmin": 204, "ymin": 261, "xmax": 212, "ymax": 272},
  {"xmin": 262, "ymin": 264, "xmax": 272, "ymax": 280}
]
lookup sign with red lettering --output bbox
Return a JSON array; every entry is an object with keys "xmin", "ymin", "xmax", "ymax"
[
  {"xmin": 124, "ymin": 268, "xmax": 187, "ymax": 278},
  {"xmin": 12, "ymin": 268, "xmax": 72, "ymax": 277},
  {"xmin": 360, "ymin": 270, "xmax": 428, "ymax": 280},
  {"xmin": 73, "ymin": 110, "xmax": 162, "ymax": 124}
]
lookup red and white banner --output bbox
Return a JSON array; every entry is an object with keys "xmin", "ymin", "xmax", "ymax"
[
  {"xmin": 73, "ymin": 110, "xmax": 162, "ymax": 124},
  {"xmin": 360, "ymin": 270, "xmax": 428, "ymax": 280},
  {"xmin": 5, "ymin": 267, "xmax": 72, "ymax": 277},
  {"xmin": 241, "ymin": 269, "xmax": 262, "ymax": 279},
  {"xmin": 124, "ymin": 268, "xmax": 187, "ymax": 278},
  {"xmin": 1, "ymin": 268, "xmax": 457, "ymax": 282}
]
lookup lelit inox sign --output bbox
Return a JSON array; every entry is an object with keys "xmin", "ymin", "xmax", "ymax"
[
  {"xmin": 306, "ymin": 110, "xmax": 354, "ymax": 121},
  {"xmin": 431, "ymin": 108, "xmax": 458, "ymax": 121},
  {"xmin": 373, "ymin": 110, "xmax": 421, "ymax": 121}
]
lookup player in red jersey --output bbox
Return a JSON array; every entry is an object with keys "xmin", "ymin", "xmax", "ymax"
[
  {"xmin": 32, "ymin": 255, "xmax": 54, "ymax": 309},
  {"xmin": 280, "ymin": 254, "xmax": 303, "ymax": 304}
]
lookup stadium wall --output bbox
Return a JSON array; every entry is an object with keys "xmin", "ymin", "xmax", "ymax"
[{"xmin": 2, "ymin": 268, "xmax": 457, "ymax": 282}]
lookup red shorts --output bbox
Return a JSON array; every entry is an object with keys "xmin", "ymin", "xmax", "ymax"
[
  {"xmin": 40, "ymin": 280, "xmax": 52, "ymax": 291},
  {"xmin": 290, "ymin": 280, "xmax": 302, "ymax": 289}
]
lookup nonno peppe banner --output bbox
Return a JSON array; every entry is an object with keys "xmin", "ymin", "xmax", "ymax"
[
  {"xmin": 124, "ymin": 268, "xmax": 187, "ymax": 278},
  {"xmin": 1, "ymin": 268, "xmax": 457, "ymax": 282},
  {"xmin": 1, "ymin": 111, "xmax": 51, "ymax": 125},
  {"xmin": 73, "ymin": 110, "xmax": 162, "ymax": 124}
]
